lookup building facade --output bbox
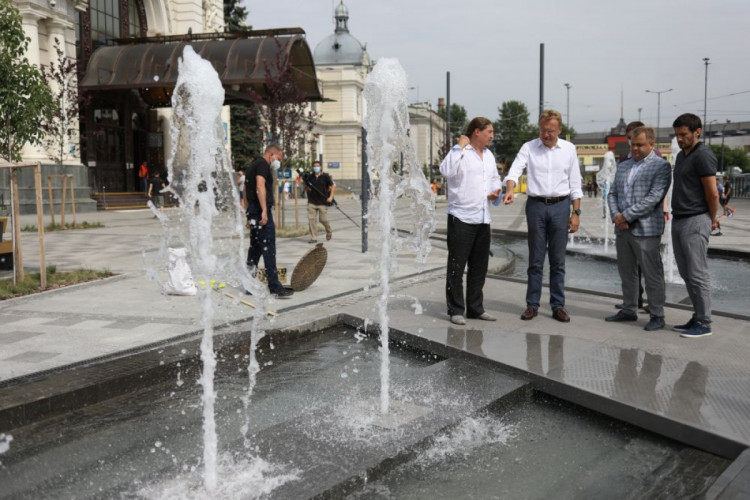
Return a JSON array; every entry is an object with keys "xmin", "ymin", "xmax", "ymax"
[
  {"xmin": 311, "ymin": 0, "xmax": 369, "ymax": 192},
  {"xmin": 8, "ymin": 0, "xmax": 227, "ymax": 212}
]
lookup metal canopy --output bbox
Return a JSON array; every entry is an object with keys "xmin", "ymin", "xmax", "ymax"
[{"xmin": 79, "ymin": 30, "xmax": 323, "ymax": 107}]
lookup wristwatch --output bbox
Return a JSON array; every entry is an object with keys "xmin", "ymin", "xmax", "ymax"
[{"xmin": 572, "ymin": 209, "xmax": 582, "ymax": 216}]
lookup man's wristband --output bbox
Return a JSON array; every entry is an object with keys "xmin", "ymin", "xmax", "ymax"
[{"xmin": 572, "ymin": 209, "xmax": 582, "ymax": 216}]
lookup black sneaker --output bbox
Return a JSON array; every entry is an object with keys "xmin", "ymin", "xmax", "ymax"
[
  {"xmin": 605, "ymin": 310, "xmax": 638, "ymax": 322},
  {"xmin": 672, "ymin": 318, "xmax": 697, "ymax": 333},
  {"xmin": 272, "ymin": 288, "xmax": 294, "ymax": 298},
  {"xmin": 643, "ymin": 316, "xmax": 665, "ymax": 331}
]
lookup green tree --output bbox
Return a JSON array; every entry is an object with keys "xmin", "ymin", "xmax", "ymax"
[
  {"xmin": 41, "ymin": 37, "xmax": 81, "ymax": 169},
  {"xmin": 493, "ymin": 100, "xmax": 536, "ymax": 166},
  {"xmin": 223, "ymin": 0, "xmax": 260, "ymax": 169},
  {"xmin": 710, "ymin": 144, "xmax": 749, "ymax": 172},
  {"xmin": 0, "ymin": 0, "xmax": 54, "ymax": 161},
  {"xmin": 223, "ymin": 0, "xmax": 249, "ymax": 32},
  {"xmin": 437, "ymin": 103, "xmax": 468, "ymax": 139}
]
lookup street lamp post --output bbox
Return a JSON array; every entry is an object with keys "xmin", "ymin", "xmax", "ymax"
[
  {"xmin": 703, "ymin": 57, "xmax": 710, "ymax": 129},
  {"xmin": 638, "ymin": 107, "xmax": 642, "ymax": 121},
  {"xmin": 564, "ymin": 83, "xmax": 571, "ymax": 129},
  {"xmin": 409, "ymin": 86, "xmax": 419, "ymax": 104},
  {"xmin": 645, "ymin": 88, "xmax": 673, "ymax": 143}
]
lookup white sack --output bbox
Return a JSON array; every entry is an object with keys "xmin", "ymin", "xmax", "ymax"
[{"xmin": 163, "ymin": 247, "xmax": 197, "ymax": 295}]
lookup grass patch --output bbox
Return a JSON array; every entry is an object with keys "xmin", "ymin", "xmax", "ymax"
[
  {"xmin": 22, "ymin": 221, "xmax": 105, "ymax": 232},
  {"xmin": 0, "ymin": 266, "xmax": 114, "ymax": 300}
]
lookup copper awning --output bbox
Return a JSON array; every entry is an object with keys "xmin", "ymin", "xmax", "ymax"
[{"xmin": 79, "ymin": 30, "xmax": 323, "ymax": 106}]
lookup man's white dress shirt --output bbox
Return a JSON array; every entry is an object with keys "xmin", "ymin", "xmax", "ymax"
[
  {"xmin": 440, "ymin": 144, "xmax": 502, "ymax": 224},
  {"xmin": 505, "ymin": 138, "xmax": 583, "ymax": 200}
]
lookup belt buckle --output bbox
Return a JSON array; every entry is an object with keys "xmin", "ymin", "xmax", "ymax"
[{"xmin": 545, "ymin": 197, "xmax": 554, "ymax": 205}]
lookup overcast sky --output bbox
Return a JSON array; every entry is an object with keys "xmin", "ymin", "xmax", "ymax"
[{"xmin": 243, "ymin": 0, "xmax": 750, "ymax": 133}]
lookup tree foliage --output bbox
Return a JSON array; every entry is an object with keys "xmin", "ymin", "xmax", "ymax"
[
  {"xmin": 492, "ymin": 100, "xmax": 577, "ymax": 167},
  {"xmin": 40, "ymin": 37, "xmax": 81, "ymax": 168},
  {"xmin": 0, "ymin": 0, "xmax": 54, "ymax": 161},
  {"xmin": 222, "ymin": 0, "xmax": 259, "ymax": 169},
  {"xmin": 437, "ymin": 103, "xmax": 468, "ymax": 139},
  {"xmin": 493, "ymin": 100, "xmax": 536, "ymax": 166},
  {"xmin": 248, "ymin": 38, "xmax": 319, "ymax": 164},
  {"xmin": 710, "ymin": 144, "xmax": 749, "ymax": 172},
  {"xmin": 223, "ymin": 0, "xmax": 249, "ymax": 32}
]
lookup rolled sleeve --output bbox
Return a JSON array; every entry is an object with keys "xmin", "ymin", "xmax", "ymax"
[
  {"xmin": 567, "ymin": 144, "xmax": 583, "ymax": 200},
  {"xmin": 439, "ymin": 146, "xmax": 463, "ymax": 178},
  {"xmin": 505, "ymin": 143, "xmax": 529, "ymax": 186}
]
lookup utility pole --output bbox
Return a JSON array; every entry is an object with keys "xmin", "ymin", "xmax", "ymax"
[
  {"xmin": 703, "ymin": 57, "xmax": 710, "ymax": 128},
  {"xmin": 564, "ymin": 83, "xmax": 571, "ymax": 129},
  {"xmin": 645, "ymin": 88, "xmax": 673, "ymax": 143},
  {"xmin": 539, "ymin": 43, "xmax": 544, "ymax": 118}
]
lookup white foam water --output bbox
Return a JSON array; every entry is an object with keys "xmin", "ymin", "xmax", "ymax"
[
  {"xmin": 363, "ymin": 58, "xmax": 435, "ymax": 415},
  {"xmin": 149, "ymin": 45, "xmax": 272, "ymax": 494},
  {"xmin": 137, "ymin": 453, "xmax": 300, "ymax": 500}
]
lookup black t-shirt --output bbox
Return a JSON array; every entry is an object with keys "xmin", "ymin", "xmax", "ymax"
[
  {"xmin": 244, "ymin": 157, "xmax": 274, "ymax": 211},
  {"xmin": 149, "ymin": 177, "xmax": 165, "ymax": 194},
  {"xmin": 307, "ymin": 173, "xmax": 334, "ymax": 206},
  {"xmin": 672, "ymin": 142, "xmax": 717, "ymax": 217}
]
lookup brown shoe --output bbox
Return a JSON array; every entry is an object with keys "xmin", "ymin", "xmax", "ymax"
[
  {"xmin": 553, "ymin": 308, "xmax": 570, "ymax": 323},
  {"xmin": 520, "ymin": 307, "xmax": 538, "ymax": 320},
  {"xmin": 326, "ymin": 232, "xmax": 332, "ymax": 241}
]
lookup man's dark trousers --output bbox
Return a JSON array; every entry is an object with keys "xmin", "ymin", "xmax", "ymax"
[
  {"xmin": 246, "ymin": 209, "xmax": 283, "ymax": 292},
  {"xmin": 446, "ymin": 214, "xmax": 490, "ymax": 317},
  {"xmin": 525, "ymin": 197, "xmax": 570, "ymax": 310}
]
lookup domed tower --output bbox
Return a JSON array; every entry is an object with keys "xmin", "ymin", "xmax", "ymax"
[
  {"xmin": 313, "ymin": 0, "xmax": 369, "ymax": 66},
  {"xmin": 312, "ymin": 0, "xmax": 371, "ymax": 192}
]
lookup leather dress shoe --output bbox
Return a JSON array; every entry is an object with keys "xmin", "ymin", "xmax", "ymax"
[
  {"xmin": 520, "ymin": 307, "xmax": 538, "ymax": 320},
  {"xmin": 450, "ymin": 315, "xmax": 466, "ymax": 325},
  {"xmin": 469, "ymin": 312, "xmax": 496, "ymax": 321},
  {"xmin": 553, "ymin": 308, "xmax": 571, "ymax": 323},
  {"xmin": 605, "ymin": 310, "xmax": 637, "ymax": 322}
]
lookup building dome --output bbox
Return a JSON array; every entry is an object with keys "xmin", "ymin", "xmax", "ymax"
[{"xmin": 313, "ymin": 0, "xmax": 366, "ymax": 66}]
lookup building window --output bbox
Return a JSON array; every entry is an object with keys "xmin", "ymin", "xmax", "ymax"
[
  {"xmin": 90, "ymin": 0, "xmax": 121, "ymax": 48},
  {"xmin": 128, "ymin": 0, "xmax": 143, "ymax": 37}
]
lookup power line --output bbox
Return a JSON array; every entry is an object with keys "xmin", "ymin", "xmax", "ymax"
[{"xmin": 675, "ymin": 89, "xmax": 750, "ymax": 106}]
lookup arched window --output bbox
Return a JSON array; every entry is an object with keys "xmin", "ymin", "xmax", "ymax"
[{"xmin": 90, "ymin": 0, "xmax": 121, "ymax": 48}]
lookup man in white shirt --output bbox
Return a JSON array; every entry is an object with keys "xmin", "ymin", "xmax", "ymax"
[
  {"xmin": 440, "ymin": 117, "xmax": 502, "ymax": 325},
  {"xmin": 503, "ymin": 109, "xmax": 583, "ymax": 322}
]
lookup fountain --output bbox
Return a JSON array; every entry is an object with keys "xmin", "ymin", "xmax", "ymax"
[
  {"xmin": 147, "ymin": 45, "xmax": 271, "ymax": 495},
  {"xmin": 661, "ymin": 136, "xmax": 682, "ymax": 284},
  {"xmin": 362, "ymin": 58, "xmax": 435, "ymax": 414},
  {"xmin": 0, "ymin": 50, "xmax": 736, "ymax": 500},
  {"xmin": 596, "ymin": 150, "xmax": 617, "ymax": 255}
]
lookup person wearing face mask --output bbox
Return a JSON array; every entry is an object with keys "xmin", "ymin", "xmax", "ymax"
[
  {"xmin": 243, "ymin": 145, "xmax": 293, "ymax": 298},
  {"xmin": 303, "ymin": 161, "xmax": 335, "ymax": 244}
]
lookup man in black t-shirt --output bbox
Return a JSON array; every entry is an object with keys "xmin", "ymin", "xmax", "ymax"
[
  {"xmin": 243, "ymin": 145, "xmax": 292, "ymax": 297},
  {"xmin": 147, "ymin": 171, "xmax": 166, "ymax": 215},
  {"xmin": 670, "ymin": 113, "xmax": 719, "ymax": 338},
  {"xmin": 303, "ymin": 161, "xmax": 335, "ymax": 244}
]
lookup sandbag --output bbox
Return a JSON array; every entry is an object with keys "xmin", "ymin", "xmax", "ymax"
[{"xmin": 163, "ymin": 247, "xmax": 197, "ymax": 296}]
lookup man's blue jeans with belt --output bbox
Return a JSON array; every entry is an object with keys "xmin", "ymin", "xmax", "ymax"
[{"xmin": 525, "ymin": 197, "xmax": 570, "ymax": 310}]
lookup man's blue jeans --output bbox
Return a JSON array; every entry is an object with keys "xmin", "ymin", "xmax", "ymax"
[
  {"xmin": 246, "ymin": 208, "xmax": 283, "ymax": 292},
  {"xmin": 525, "ymin": 197, "xmax": 570, "ymax": 310}
]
